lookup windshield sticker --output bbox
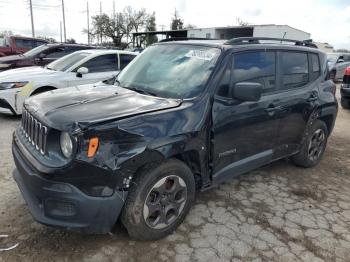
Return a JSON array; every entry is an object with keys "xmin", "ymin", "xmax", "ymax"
[{"xmin": 184, "ymin": 50, "xmax": 216, "ymax": 61}]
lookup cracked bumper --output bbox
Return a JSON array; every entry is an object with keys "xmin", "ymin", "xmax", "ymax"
[{"xmin": 12, "ymin": 139, "xmax": 127, "ymax": 234}]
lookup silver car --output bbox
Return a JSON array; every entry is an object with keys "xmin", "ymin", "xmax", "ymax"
[{"xmin": 327, "ymin": 53, "xmax": 350, "ymax": 81}]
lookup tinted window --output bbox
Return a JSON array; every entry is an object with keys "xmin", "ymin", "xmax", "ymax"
[
  {"xmin": 78, "ymin": 54, "xmax": 118, "ymax": 73},
  {"xmin": 15, "ymin": 39, "xmax": 33, "ymax": 48},
  {"xmin": 281, "ymin": 52, "xmax": 309, "ymax": 89},
  {"xmin": 119, "ymin": 54, "xmax": 136, "ymax": 70},
  {"xmin": 310, "ymin": 54, "xmax": 320, "ymax": 81},
  {"xmin": 44, "ymin": 47, "xmax": 66, "ymax": 59},
  {"xmin": 233, "ymin": 51, "xmax": 276, "ymax": 92}
]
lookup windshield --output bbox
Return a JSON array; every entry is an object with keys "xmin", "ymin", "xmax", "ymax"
[
  {"xmin": 0, "ymin": 38, "xmax": 5, "ymax": 47},
  {"xmin": 23, "ymin": 44, "xmax": 49, "ymax": 57},
  {"xmin": 117, "ymin": 44, "xmax": 221, "ymax": 99},
  {"xmin": 327, "ymin": 54, "xmax": 340, "ymax": 63},
  {"xmin": 47, "ymin": 52, "xmax": 90, "ymax": 72}
]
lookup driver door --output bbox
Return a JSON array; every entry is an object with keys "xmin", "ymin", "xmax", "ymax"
[
  {"xmin": 67, "ymin": 54, "xmax": 119, "ymax": 86},
  {"xmin": 212, "ymin": 50, "xmax": 281, "ymax": 183}
]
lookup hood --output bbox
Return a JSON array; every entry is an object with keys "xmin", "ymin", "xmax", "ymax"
[
  {"xmin": 25, "ymin": 84, "xmax": 182, "ymax": 131},
  {"xmin": 0, "ymin": 54, "xmax": 27, "ymax": 63},
  {"xmin": 0, "ymin": 66, "xmax": 62, "ymax": 82}
]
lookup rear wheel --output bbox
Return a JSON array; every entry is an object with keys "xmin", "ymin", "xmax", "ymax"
[
  {"xmin": 341, "ymin": 97, "xmax": 350, "ymax": 109},
  {"xmin": 121, "ymin": 159, "xmax": 195, "ymax": 240},
  {"xmin": 292, "ymin": 120, "xmax": 328, "ymax": 168}
]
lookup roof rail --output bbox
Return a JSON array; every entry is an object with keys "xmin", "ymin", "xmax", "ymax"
[
  {"xmin": 159, "ymin": 37, "xmax": 218, "ymax": 43},
  {"xmin": 224, "ymin": 37, "xmax": 318, "ymax": 48}
]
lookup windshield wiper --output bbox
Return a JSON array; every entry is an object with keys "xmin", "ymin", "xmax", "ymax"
[{"xmin": 124, "ymin": 86, "xmax": 159, "ymax": 97}]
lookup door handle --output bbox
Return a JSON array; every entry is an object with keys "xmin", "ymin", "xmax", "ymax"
[{"xmin": 265, "ymin": 105, "xmax": 283, "ymax": 116}]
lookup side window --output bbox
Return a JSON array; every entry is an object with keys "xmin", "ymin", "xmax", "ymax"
[
  {"xmin": 281, "ymin": 52, "xmax": 309, "ymax": 89},
  {"xmin": 119, "ymin": 54, "xmax": 136, "ymax": 70},
  {"xmin": 232, "ymin": 51, "xmax": 276, "ymax": 93},
  {"xmin": 78, "ymin": 54, "xmax": 118, "ymax": 73},
  {"xmin": 15, "ymin": 39, "xmax": 32, "ymax": 48},
  {"xmin": 310, "ymin": 54, "xmax": 320, "ymax": 81}
]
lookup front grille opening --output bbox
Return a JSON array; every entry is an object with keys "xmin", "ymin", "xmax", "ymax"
[{"xmin": 21, "ymin": 109, "xmax": 48, "ymax": 155}]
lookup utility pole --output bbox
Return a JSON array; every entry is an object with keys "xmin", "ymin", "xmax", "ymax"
[
  {"xmin": 61, "ymin": 0, "xmax": 66, "ymax": 42},
  {"xmin": 113, "ymin": 0, "xmax": 115, "ymax": 22},
  {"xmin": 29, "ymin": 0, "xmax": 35, "ymax": 37},
  {"xmin": 60, "ymin": 21, "xmax": 62, "ymax": 43},
  {"xmin": 87, "ymin": 1, "xmax": 90, "ymax": 44},
  {"xmin": 99, "ymin": 1, "xmax": 102, "ymax": 44}
]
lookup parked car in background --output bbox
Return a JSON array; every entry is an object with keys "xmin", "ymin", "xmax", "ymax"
[
  {"xmin": 0, "ymin": 49, "xmax": 137, "ymax": 114},
  {"xmin": 340, "ymin": 66, "xmax": 350, "ymax": 109},
  {"xmin": 327, "ymin": 53, "xmax": 350, "ymax": 81},
  {"xmin": 12, "ymin": 37, "xmax": 337, "ymax": 240},
  {"xmin": 0, "ymin": 43, "xmax": 98, "ymax": 72},
  {"xmin": 0, "ymin": 35, "xmax": 48, "ymax": 57}
]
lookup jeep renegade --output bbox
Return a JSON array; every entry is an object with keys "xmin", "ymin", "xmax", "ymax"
[{"xmin": 12, "ymin": 37, "xmax": 338, "ymax": 240}]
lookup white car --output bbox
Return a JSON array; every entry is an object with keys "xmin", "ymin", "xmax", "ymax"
[{"xmin": 0, "ymin": 49, "xmax": 137, "ymax": 115}]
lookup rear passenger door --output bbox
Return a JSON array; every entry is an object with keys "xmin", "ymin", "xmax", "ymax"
[
  {"xmin": 212, "ymin": 50, "xmax": 281, "ymax": 182},
  {"xmin": 67, "ymin": 54, "xmax": 119, "ymax": 86},
  {"xmin": 273, "ymin": 51, "xmax": 320, "ymax": 158}
]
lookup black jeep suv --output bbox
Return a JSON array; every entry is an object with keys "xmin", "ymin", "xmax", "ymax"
[{"xmin": 12, "ymin": 37, "xmax": 338, "ymax": 240}]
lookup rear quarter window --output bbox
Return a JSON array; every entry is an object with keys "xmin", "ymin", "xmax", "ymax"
[
  {"xmin": 310, "ymin": 53, "xmax": 321, "ymax": 81},
  {"xmin": 281, "ymin": 52, "xmax": 309, "ymax": 89}
]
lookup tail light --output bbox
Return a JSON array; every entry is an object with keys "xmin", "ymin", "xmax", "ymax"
[{"xmin": 343, "ymin": 66, "xmax": 350, "ymax": 84}]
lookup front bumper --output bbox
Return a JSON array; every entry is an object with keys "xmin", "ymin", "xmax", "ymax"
[{"xmin": 12, "ymin": 136, "xmax": 127, "ymax": 234}]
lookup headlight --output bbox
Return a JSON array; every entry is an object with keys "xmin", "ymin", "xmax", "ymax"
[
  {"xmin": 0, "ymin": 81, "xmax": 28, "ymax": 90},
  {"xmin": 60, "ymin": 132, "xmax": 73, "ymax": 158},
  {"xmin": 0, "ymin": 63, "xmax": 11, "ymax": 69}
]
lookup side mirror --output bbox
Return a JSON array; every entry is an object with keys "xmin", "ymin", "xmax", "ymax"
[
  {"xmin": 337, "ymin": 59, "xmax": 344, "ymax": 63},
  {"xmin": 231, "ymin": 82, "xmax": 263, "ymax": 102},
  {"xmin": 76, "ymin": 67, "xmax": 89, "ymax": 78}
]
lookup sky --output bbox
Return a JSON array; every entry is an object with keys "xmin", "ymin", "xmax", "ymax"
[{"xmin": 0, "ymin": 0, "xmax": 349, "ymax": 49}]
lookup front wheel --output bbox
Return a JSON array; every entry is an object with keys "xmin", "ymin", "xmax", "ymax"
[
  {"xmin": 292, "ymin": 120, "xmax": 328, "ymax": 168},
  {"xmin": 121, "ymin": 159, "xmax": 195, "ymax": 240}
]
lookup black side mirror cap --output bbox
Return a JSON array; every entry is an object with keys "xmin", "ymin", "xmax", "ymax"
[{"xmin": 231, "ymin": 82, "xmax": 263, "ymax": 102}]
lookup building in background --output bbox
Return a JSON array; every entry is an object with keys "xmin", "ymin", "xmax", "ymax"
[
  {"xmin": 132, "ymin": 24, "xmax": 311, "ymax": 47},
  {"xmin": 314, "ymin": 42, "xmax": 334, "ymax": 53}
]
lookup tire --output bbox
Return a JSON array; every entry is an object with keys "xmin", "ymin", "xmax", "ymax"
[
  {"xmin": 121, "ymin": 159, "xmax": 196, "ymax": 240},
  {"xmin": 292, "ymin": 120, "xmax": 328, "ymax": 168},
  {"xmin": 341, "ymin": 97, "xmax": 350, "ymax": 109}
]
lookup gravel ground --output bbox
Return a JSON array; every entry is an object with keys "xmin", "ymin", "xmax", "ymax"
[{"xmin": 0, "ymin": 87, "xmax": 349, "ymax": 262}]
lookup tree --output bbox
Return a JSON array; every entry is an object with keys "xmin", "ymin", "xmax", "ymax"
[
  {"xmin": 185, "ymin": 24, "xmax": 197, "ymax": 29},
  {"xmin": 171, "ymin": 9, "xmax": 184, "ymax": 30},
  {"xmin": 66, "ymin": 38, "xmax": 76, "ymax": 44},
  {"xmin": 85, "ymin": 6, "xmax": 153, "ymax": 48},
  {"xmin": 37, "ymin": 36, "xmax": 57, "ymax": 43},
  {"xmin": 236, "ymin": 17, "xmax": 249, "ymax": 26},
  {"xmin": 0, "ymin": 30, "xmax": 13, "ymax": 37},
  {"xmin": 145, "ymin": 12, "xmax": 158, "ymax": 46}
]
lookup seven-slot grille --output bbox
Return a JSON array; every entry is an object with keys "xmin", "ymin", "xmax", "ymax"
[{"xmin": 21, "ymin": 110, "xmax": 48, "ymax": 155}]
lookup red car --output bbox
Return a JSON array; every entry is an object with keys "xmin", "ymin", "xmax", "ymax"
[{"xmin": 0, "ymin": 36, "xmax": 48, "ymax": 57}]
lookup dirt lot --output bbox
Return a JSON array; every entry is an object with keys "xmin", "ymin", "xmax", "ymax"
[{"xmin": 0, "ymin": 88, "xmax": 349, "ymax": 262}]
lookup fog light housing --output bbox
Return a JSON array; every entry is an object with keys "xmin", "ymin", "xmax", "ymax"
[{"xmin": 45, "ymin": 200, "xmax": 76, "ymax": 217}]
